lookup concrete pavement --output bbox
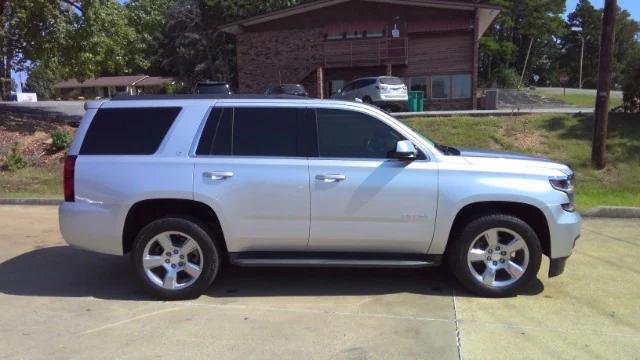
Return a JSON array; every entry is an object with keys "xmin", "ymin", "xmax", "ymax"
[
  {"xmin": 535, "ymin": 87, "xmax": 623, "ymax": 99},
  {"xmin": 0, "ymin": 101, "xmax": 84, "ymax": 123},
  {"xmin": 0, "ymin": 206, "xmax": 638, "ymax": 359}
]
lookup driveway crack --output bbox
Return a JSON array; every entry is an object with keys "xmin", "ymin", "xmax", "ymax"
[{"xmin": 452, "ymin": 289, "xmax": 463, "ymax": 360}]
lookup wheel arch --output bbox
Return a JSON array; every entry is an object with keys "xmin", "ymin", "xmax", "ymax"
[
  {"xmin": 444, "ymin": 201, "xmax": 551, "ymax": 258},
  {"xmin": 122, "ymin": 198, "xmax": 227, "ymax": 255}
]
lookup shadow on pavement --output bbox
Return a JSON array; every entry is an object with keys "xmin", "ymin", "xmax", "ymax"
[{"xmin": 0, "ymin": 245, "xmax": 543, "ymax": 301}]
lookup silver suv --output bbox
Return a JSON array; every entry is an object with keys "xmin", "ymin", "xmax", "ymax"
[
  {"xmin": 59, "ymin": 95, "xmax": 580, "ymax": 300},
  {"xmin": 331, "ymin": 76, "xmax": 408, "ymax": 111}
]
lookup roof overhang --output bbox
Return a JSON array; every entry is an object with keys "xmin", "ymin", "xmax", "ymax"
[
  {"xmin": 477, "ymin": 7, "xmax": 500, "ymax": 40},
  {"xmin": 220, "ymin": 0, "xmax": 501, "ymax": 37}
]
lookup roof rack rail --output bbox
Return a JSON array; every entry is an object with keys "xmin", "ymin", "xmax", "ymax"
[{"xmin": 110, "ymin": 94, "xmax": 312, "ymax": 101}]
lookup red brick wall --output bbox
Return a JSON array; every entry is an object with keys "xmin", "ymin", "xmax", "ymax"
[
  {"xmin": 235, "ymin": 0, "xmax": 478, "ymax": 109},
  {"xmin": 236, "ymin": 28, "xmax": 324, "ymax": 94}
]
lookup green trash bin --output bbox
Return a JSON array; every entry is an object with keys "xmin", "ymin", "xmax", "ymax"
[
  {"xmin": 407, "ymin": 91, "xmax": 424, "ymax": 112},
  {"xmin": 416, "ymin": 91, "xmax": 424, "ymax": 112},
  {"xmin": 407, "ymin": 91, "xmax": 418, "ymax": 112}
]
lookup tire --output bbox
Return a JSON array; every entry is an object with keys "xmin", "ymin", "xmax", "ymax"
[
  {"xmin": 447, "ymin": 214, "xmax": 542, "ymax": 297},
  {"xmin": 362, "ymin": 96, "xmax": 373, "ymax": 104},
  {"xmin": 131, "ymin": 216, "xmax": 221, "ymax": 300}
]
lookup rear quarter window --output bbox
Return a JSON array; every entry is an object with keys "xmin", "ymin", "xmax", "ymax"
[
  {"xmin": 80, "ymin": 107, "xmax": 181, "ymax": 155},
  {"xmin": 379, "ymin": 77, "xmax": 404, "ymax": 85}
]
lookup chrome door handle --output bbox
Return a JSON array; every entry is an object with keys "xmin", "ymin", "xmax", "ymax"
[
  {"xmin": 316, "ymin": 174, "xmax": 346, "ymax": 183},
  {"xmin": 203, "ymin": 171, "xmax": 234, "ymax": 180}
]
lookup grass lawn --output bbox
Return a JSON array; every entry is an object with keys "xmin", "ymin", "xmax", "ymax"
[
  {"xmin": 404, "ymin": 112, "xmax": 640, "ymax": 210},
  {"xmin": 0, "ymin": 165, "xmax": 62, "ymax": 198},
  {"xmin": 534, "ymin": 91, "xmax": 623, "ymax": 109}
]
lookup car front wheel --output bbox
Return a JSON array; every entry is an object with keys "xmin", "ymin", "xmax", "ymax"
[
  {"xmin": 131, "ymin": 216, "xmax": 221, "ymax": 300},
  {"xmin": 448, "ymin": 214, "xmax": 542, "ymax": 297}
]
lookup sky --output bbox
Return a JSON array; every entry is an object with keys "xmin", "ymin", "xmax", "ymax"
[
  {"xmin": 566, "ymin": 0, "xmax": 639, "ymax": 20},
  {"xmin": 10, "ymin": 0, "xmax": 640, "ymax": 93}
]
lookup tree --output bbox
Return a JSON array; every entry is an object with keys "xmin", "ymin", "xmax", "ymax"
[
  {"xmin": 479, "ymin": 0, "xmax": 565, "ymax": 87},
  {"xmin": 122, "ymin": 0, "xmax": 172, "ymax": 74},
  {"xmin": 24, "ymin": 62, "xmax": 61, "ymax": 99},
  {"xmin": 622, "ymin": 63, "xmax": 640, "ymax": 112},
  {"xmin": 5, "ymin": 0, "xmax": 168, "ymax": 97},
  {"xmin": 561, "ymin": 2, "xmax": 639, "ymax": 89},
  {"xmin": 612, "ymin": 9, "xmax": 640, "ymax": 88},
  {"xmin": 560, "ymin": 0, "xmax": 601, "ymax": 88},
  {"xmin": 152, "ymin": 0, "xmax": 300, "ymax": 87}
]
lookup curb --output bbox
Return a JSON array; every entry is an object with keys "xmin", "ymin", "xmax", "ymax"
[
  {"xmin": 0, "ymin": 199, "xmax": 638, "ymax": 218},
  {"xmin": 0, "ymin": 198, "xmax": 62, "ymax": 205},
  {"xmin": 580, "ymin": 206, "xmax": 640, "ymax": 219}
]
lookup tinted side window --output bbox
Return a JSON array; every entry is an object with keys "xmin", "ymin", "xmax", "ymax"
[
  {"xmin": 80, "ymin": 107, "xmax": 180, "ymax": 155},
  {"xmin": 233, "ymin": 108, "xmax": 298, "ymax": 157},
  {"xmin": 363, "ymin": 79, "xmax": 376, "ymax": 87},
  {"xmin": 196, "ymin": 107, "xmax": 232, "ymax": 155},
  {"xmin": 316, "ymin": 109, "xmax": 404, "ymax": 159},
  {"xmin": 342, "ymin": 82, "xmax": 355, "ymax": 92}
]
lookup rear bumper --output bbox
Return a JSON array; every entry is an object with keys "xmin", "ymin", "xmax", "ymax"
[
  {"xmin": 372, "ymin": 99, "xmax": 408, "ymax": 111},
  {"xmin": 59, "ymin": 201, "xmax": 124, "ymax": 255}
]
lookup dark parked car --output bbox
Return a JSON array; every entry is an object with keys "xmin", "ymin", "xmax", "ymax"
[
  {"xmin": 264, "ymin": 84, "xmax": 308, "ymax": 97},
  {"xmin": 195, "ymin": 81, "xmax": 232, "ymax": 95}
]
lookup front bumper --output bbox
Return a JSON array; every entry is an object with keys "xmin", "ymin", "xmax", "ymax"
[
  {"xmin": 549, "ymin": 256, "xmax": 571, "ymax": 277},
  {"xmin": 542, "ymin": 204, "xmax": 582, "ymax": 277}
]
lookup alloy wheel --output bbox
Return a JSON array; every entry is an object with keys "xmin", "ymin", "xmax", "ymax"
[
  {"xmin": 142, "ymin": 231, "xmax": 204, "ymax": 290},
  {"xmin": 467, "ymin": 227, "xmax": 530, "ymax": 288}
]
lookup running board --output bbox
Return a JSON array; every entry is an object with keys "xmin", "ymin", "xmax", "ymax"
[{"xmin": 229, "ymin": 252, "xmax": 441, "ymax": 268}]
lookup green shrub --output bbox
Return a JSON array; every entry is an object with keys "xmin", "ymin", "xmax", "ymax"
[
  {"xmin": 622, "ymin": 64, "xmax": 640, "ymax": 113},
  {"xmin": 4, "ymin": 142, "xmax": 27, "ymax": 171},
  {"xmin": 495, "ymin": 68, "xmax": 520, "ymax": 89},
  {"xmin": 51, "ymin": 128, "xmax": 72, "ymax": 151}
]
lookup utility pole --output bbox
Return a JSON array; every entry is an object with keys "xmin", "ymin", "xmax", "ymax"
[
  {"xmin": 591, "ymin": 0, "xmax": 617, "ymax": 169},
  {"xmin": 518, "ymin": 38, "xmax": 534, "ymax": 89},
  {"xmin": 579, "ymin": 34, "xmax": 585, "ymax": 89}
]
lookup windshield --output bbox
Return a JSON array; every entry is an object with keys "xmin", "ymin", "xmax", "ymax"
[
  {"xmin": 399, "ymin": 119, "xmax": 436, "ymax": 147},
  {"xmin": 391, "ymin": 117, "xmax": 460, "ymax": 155}
]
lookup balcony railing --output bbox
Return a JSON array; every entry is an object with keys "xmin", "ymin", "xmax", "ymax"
[{"xmin": 322, "ymin": 37, "xmax": 408, "ymax": 69}]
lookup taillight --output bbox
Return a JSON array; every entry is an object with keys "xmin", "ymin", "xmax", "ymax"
[{"xmin": 64, "ymin": 155, "xmax": 77, "ymax": 202}]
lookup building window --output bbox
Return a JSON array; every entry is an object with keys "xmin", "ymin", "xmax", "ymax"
[
  {"xmin": 328, "ymin": 80, "xmax": 345, "ymax": 96},
  {"xmin": 345, "ymin": 31, "xmax": 363, "ymax": 40},
  {"xmin": 365, "ymin": 30, "xmax": 384, "ymax": 38},
  {"xmin": 431, "ymin": 75, "xmax": 449, "ymax": 99},
  {"xmin": 410, "ymin": 76, "xmax": 427, "ymax": 97},
  {"xmin": 326, "ymin": 33, "xmax": 345, "ymax": 41},
  {"xmin": 452, "ymin": 74, "xmax": 472, "ymax": 99}
]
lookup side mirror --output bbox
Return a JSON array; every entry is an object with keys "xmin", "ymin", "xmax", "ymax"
[{"xmin": 388, "ymin": 140, "xmax": 417, "ymax": 160}]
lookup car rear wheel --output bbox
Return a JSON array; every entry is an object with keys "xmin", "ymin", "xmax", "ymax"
[
  {"xmin": 132, "ymin": 216, "xmax": 221, "ymax": 300},
  {"xmin": 447, "ymin": 214, "xmax": 542, "ymax": 297}
]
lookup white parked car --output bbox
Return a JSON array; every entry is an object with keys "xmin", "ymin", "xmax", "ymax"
[
  {"xmin": 59, "ymin": 95, "xmax": 580, "ymax": 300},
  {"xmin": 331, "ymin": 76, "xmax": 408, "ymax": 112}
]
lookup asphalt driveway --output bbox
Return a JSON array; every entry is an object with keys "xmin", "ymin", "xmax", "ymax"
[{"xmin": 0, "ymin": 206, "xmax": 638, "ymax": 359}]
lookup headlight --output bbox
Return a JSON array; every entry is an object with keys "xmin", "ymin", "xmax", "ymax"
[{"xmin": 550, "ymin": 174, "xmax": 576, "ymax": 212}]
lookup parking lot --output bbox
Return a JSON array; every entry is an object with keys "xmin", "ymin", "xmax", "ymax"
[{"xmin": 0, "ymin": 205, "xmax": 638, "ymax": 359}]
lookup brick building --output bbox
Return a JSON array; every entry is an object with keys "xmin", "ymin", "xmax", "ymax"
[{"xmin": 221, "ymin": 0, "xmax": 500, "ymax": 110}]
